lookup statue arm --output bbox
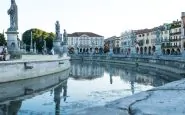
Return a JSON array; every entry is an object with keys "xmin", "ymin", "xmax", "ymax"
[{"xmin": 7, "ymin": 5, "xmax": 14, "ymax": 14}]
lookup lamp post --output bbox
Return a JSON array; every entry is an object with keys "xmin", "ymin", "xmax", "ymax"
[{"xmin": 30, "ymin": 31, "xmax": 33, "ymax": 53}]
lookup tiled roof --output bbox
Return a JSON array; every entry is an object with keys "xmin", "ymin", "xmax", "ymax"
[
  {"xmin": 134, "ymin": 25, "xmax": 168, "ymax": 35},
  {"xmin": 67, "ymin": 32, "xmax": 103, "ymax": 37},
  {"xmin": 105, "ymin": 36, "xmax": 120, "ymax": 42},
  {"xmin": 135, "ymin": 29, "xmax": 153, "ymax": 35}
]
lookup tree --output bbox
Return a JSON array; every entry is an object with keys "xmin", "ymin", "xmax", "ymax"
[
  {"xmin": 45, "ymin": 33, "xmax": 54, "ymax": 51},
  {"xmin": 22, "ymin": 28, "xmax": 55, "ymax": 53},
  {"xmin": 0, "ymin": 33, "xmax": 6, "ymax": 46}
]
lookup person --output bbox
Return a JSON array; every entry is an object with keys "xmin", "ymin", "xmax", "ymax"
[
  {"xmin": 2, "ymin": 47, "xmax": 7, "ymax": 61},
  {"xmin": 51, "ymin": 48, "xmax": 55, "ymax": 55}
]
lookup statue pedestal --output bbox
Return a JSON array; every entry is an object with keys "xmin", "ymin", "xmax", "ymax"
[
  {"xmin": 74, "ymin": 48, "xmax": 78, "ymax": 54},
  {"xmin": 53, "ymin": 40, "xmax": 61, "ymax": 54},
  {"xmin": 131, "ymin": 46, "xmax": 136, "ymax": 55},
  {"xmin": 6, "ymin": 31, "xmax": 21, "ymax": 59},
  {"xmin": 53, "ymin": 40, "xmax": 61, "ymax": 47},
  {"xmin": 91, "ymin": 48, "xmax": 95, "ymax": 55},
  {"xmin": 62, "ymin": 45, "xmax": 69, "ymax": 57},
  {"xmin": 34, "ymin": 48, "xmax": 37, "ymax": 54},
  {"xmin": 182, "ymin": 50, "xmax": 185, "ymax": 58},
  {"xmin": 154, "ymin": 45, "xmax": 162, "ymax": 57},
  {"xmin": 30, "ymin": 49, "xmax": 33, "ymax": 53},
  {"xmin": 109, "ymin": 48, "xmax": 113, "ymax": 56}
]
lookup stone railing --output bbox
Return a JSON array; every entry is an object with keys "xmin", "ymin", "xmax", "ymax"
[
  {"xmin": 70, "ymin": 54, "xmax": 185, "ymax": 72},
  {"xmin": 0, "ymin": 56, "xmax": 70, "ymax": 83}
]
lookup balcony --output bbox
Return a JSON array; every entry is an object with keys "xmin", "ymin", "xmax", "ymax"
[
  {"xmin": 170, "ymin": 32, "xmax": 181, "ymax": 35},
  {"xmin": 169, "ymin": 38, "xmax": 181, "ymax": 42},
  {"xmin": 161, "ymin": 45, "xmax": 181, "ymax": 48}
]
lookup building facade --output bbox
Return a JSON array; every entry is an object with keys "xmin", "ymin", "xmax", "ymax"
[
  {"xmin": 181, "ymin": 12, "xmax": 185, "ymax": 53},
  {"xmin": 104, "ymin": 36, "xmax": 121, "ymax": 54},
  {"xmin": 70, "ymin": 61, "xmax": 104, "ymax": 79},
  {"xmin": 135, "ymin": 29, "xmax": 156, "ymax": 55},
  {"xmin": 124, "ymin": 23, "xmax": 177, "ymax": 56},
  {"xmin": 67, "ymin": 32, "xmax": 104, "ymax": 54},
  {"xmin": 161, "ymin": 21, "xmax": 181, "ymax": 55},
  {"xmin": 121, "ymin": 31, "xmax": 136, "ymax": 55}
]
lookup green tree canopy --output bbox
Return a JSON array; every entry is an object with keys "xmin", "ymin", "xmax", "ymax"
[
  {"xmin": 0, "ymin": 33, "xmax": 6, "ymax": 46},
  {"xmin": 22, "ymin": 28, "xmax": 55, "ymax": 53}
]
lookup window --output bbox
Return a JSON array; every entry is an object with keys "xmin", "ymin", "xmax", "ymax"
[
  {"xmin": 146, "ymin": 39, "xmax": 149, "ymax": 44},
  {"xmin": 170, "ymin": 30, "xmax": 172, "ymax": 33},
  {"xmin": 124, "ymin": 42, "xmax": 127, "ymax": 45},
  {"xmin": 71, "ymin": 38, "xmax": 73, "ymax": 45},
  {"xmin": 165, "ymin": 30, "xmax": 168, "ymax": 34}
]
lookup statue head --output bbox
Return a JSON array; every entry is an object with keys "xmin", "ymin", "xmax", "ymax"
[
  {"xmin": 64, "ymin": 29, "xmax": 67, "ymax": 35},
  {"xmin": 11, "ymin": 0, "xmax": 15, "ymax": 4},
  {"xmin": 55, "ymin": 21, "xmax": 60, "ymax": 34},
  {"xmin": 56, "ymin": 21, "xmax": 59, "ymax": 25}
]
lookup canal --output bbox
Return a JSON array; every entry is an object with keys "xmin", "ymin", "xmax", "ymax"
[{"xmin": 0, "ymin": 61, "xmax": 181, "ymax": 115}]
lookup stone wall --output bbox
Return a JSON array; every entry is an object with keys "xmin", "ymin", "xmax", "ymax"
[
  {"xmin": 0, "ymin": 56, "xmax": 70, "ymax": 83},
  {"xmin": 21, "ymin": 55, "xmax": 59, "ymax": 61},
  {"xmin": 70, "ymin": 55, "xmax": 185, "ymax": 76},
  {"xmin": 0, "ymin": 69, "xmax": 70, "ymax": 103}
]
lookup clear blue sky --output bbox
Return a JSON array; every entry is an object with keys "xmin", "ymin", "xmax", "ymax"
[{"xmin": 0, "ymin": 0, "xmax": 185, "ymax": 38}]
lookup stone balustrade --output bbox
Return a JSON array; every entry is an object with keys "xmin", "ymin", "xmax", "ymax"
[
  {"xmin": 0, "ymin": 55, "xmax": 70, "ymax": 83},
  {"xmin": 70, "ymin": 54, "xmax": 185, "ymax": 76}
]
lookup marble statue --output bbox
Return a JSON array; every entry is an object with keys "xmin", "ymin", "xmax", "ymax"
[
  {"xmin": 6, "ymin": 0, "xmax": 21, "ymax": 58},
  {"xmin": 53, "ymin": 21, "xmax": 62, "ymax": 55},
  {"xmin": 7, "ymin": 0, "xmax": 18, "ymax": 31},
  {"xmin": 130, "ymin": 31, "xmax": 136, "ymax": 46},
  {"xmin": 63, "ymin": 29, "xmax": 68, "ymax": 45},
  {"xmin": 154, "ymin": 27, "xmax": 162, "ymax": 56},
  {"xmin": 34, "ymin": 42, "xmax": 37, "ymax": 53},
  {"xmin": 155, "ymin": 28, "xmax": 161, "ymax": 45},
  {"xmin": 55, "ymin": 21, "xmax": 61, "ymax": 40},
  {"xmin": 43, "ymin": 40, "xmax": 47, "ymax": 54},
  {"xmin": 44, "ymin": 40, "xmax": 46, "ymax": 49}
]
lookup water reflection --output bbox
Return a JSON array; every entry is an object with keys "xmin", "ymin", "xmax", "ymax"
[
  {"xmin": 54, "ymin": 80, "xmax": 68, "ymax": 115},
  {"xmin": 70, "ymin": 61, "xmax": 104, "ymax": 80},
  {"xmin": 0, "ymin": 101, "xmax": 22, "ymax": 115},
  {"xmin": 0, "ymin": 69, "xmax": 70, "ymax": 115},
  {"xmin": 70, "ymin": 61, "xmax": 177, "ymax": 88},
  {"xmin": 0, "ymin": 61, "xmax": 182, "ymax": 115}
]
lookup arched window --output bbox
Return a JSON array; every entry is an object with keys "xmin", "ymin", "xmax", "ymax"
[{"xmin": 146, "ymin": 39, "xmax": 149, "ymax": 44}]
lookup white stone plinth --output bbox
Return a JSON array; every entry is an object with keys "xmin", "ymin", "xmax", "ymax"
[
  {"xmin": 53, "ymin": 40, "xmax": 61, "ymax": 47},
  {"xmin": 75, "ymin": 49, "xmax": 78, "ymax": 54},
  {"xmin": 109, "ymin": 48, "xmax": 113, "ymax": 55},
  {"xmin": 154, "ymin": 45, "xmax": 162, "ymax": 56},
  {"xmin": 131, "ymin": 47, "xmax": 136, "ymax": 55},
  {"xmin": 6, "ymin": 31, "xmax": 20, "ymax": 53},
  {"xmin": 62, "ymin": 45, "xmax": 69, "ymax": 57},
  {"xmin": 63, "ymin": 45, "xmax": 68, "ymax": 53},
  {"xmin": 53, "ymin": 40, "xmax": 61, "ymax": 54}
]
